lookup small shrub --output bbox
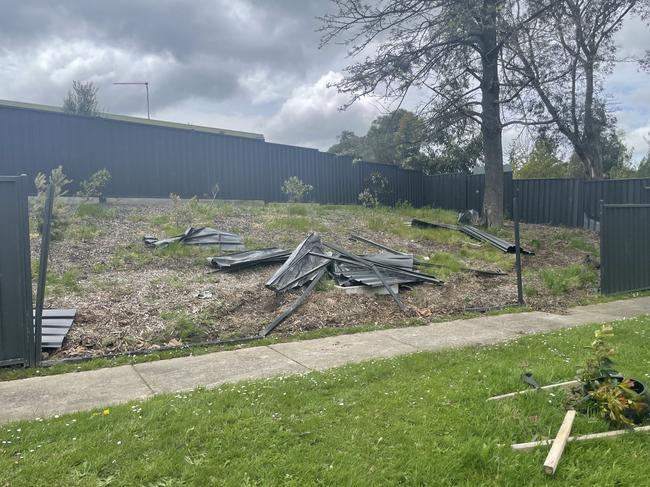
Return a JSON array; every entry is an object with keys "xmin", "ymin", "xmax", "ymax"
[
  {"xmin": 77, "ymin": 169, "xmax": 111, "ymax": 201},
  {"xmin": 170, "ymin": 193, "xmax": 199, "ymax": 229},
  {"xmin": 358, "ymin": 172, "xmax": 390, "ymax": 208},
  {"xmin": 281, "ymin": 176, "xmax": 313, "ymax": 203},
  {"xmin": 210, "ymin": 182, "xmax": 220, "ymax": 201},
  {"xmin": 32, "ymin": 166, "xmax": 72, "ymax": 241}
]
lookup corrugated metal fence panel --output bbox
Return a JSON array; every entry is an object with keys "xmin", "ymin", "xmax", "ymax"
[
  {"xmin": 467, "ymin": 174, "xmax": 484, "ymax": 212},
  {"xmin": 600, "ymin": 204, "xmax": 650, "ymax": 294},
  {"xmin": 397, "ymin": 168, "xmax": 423, "ymax": 207},
  {"xmin": 583, "ymin": 178, "xmax": 650, "ymax": 220},
  {"xmin": 0, "ymin": 175, "xmax": 34, "ymax": 367},
  {"xmin": 423, "ymin": 173, "xmax": 467, "ymax": 210},
  {"xmin": 514, "ymin": 178, "xmax": 582, "ymax": 226}
]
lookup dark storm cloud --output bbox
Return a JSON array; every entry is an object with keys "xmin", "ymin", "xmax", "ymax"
[{"xmin": 0, "ymin": 0, "xmax": 337, "ymax": 112}]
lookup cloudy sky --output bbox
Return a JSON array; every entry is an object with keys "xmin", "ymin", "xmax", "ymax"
[{"xmin": 1, "ymin": 1, "xmax": 648, "ymax": 161}]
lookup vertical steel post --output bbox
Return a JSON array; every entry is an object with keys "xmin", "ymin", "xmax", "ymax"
[
  {"xmin": 33, "ymin": 183, "xmax": 54, "ymax": 364},
  {"xmin": 513, "ymin": 194, "xmax": 524, "ymax": 305}
]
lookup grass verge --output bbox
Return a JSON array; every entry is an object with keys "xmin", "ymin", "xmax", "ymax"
[{"xmin": 1, "ymin": 316, "xmax": 649, "ymax": 485}]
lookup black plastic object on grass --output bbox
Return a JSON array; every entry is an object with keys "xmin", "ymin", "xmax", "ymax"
[
  {"xmin": 143, "ymin": 227, "xmax": 245, "ymax": 250},
  {"xmin": 265, "ymin": 233, "xmax": 331, "ymax": 292},
  {"xmin": 207, "ymin": 248, "xmax": 291, "ymax": 271}
]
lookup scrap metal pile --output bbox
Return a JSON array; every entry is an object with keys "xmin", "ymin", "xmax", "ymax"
[{"xmin": 208, "ymin": 232, "xmax": 443, "ymax": 336}]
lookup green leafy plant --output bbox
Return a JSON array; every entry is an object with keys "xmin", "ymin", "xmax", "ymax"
[
  {"xmin": 589, "ymin": 379, "xmax": 647, "ymax": 428},
  {"xmin": 575, "ymin": 325, "xmax": 648, "ymax": 427},
  {"xmin": 358, "ymin": 172, "xmax": 390, "ymax": 208},
  {"xmin": 281, "ymin": 176, "xmax": 313, "ymax": 203},
  {"xmin": 32, "ymin": 165, "xmax": 72, "ymax": 241},
  {"xmin": 577, "ymin": 324, "xmax": 617, "ymax": 385},
  {"xmin": 77, "ymin": 169, "xmax": 112, "ymax": 201}
]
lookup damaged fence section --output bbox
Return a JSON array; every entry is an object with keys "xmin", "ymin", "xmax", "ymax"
[
  {"xmin": 207, "ymin": 248, "xmax": 291, "ymax": 271},
  {"xmin": 144, "ymin": 227, "xmax": 245, "ymax": 250},
  {"xmin": 411, "ymin": 219, "xmax": 534, "ymax": 255},
  {"xmin": 258, "ymin": 233, "xmax": 443, "ymax": 337}
]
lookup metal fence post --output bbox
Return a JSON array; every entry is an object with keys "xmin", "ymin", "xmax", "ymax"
[
  {"xmin": 513, "ymin": 194, "xmax": 524, "ymax": 305},
  {"xmin": 33, "ymin": 183, "xmax": 54, "ymax": 364}
]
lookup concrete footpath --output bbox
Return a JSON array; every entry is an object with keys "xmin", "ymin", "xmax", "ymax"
[{"xmin": 1, "ymin": 297, "xmax": 649, "ymax": 425}]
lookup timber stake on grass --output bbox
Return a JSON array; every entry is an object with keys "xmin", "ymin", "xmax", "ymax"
[
  {"xmin": 511, "ymin": 425, "xmax": 650, "ymax": 452},
  {"xmin": 487, "ymin": 380, "xmax": 579, "ymax": 401},
  {"xmin": 543, "ymin": 410, "xmax": 576, "ymax": 476}
]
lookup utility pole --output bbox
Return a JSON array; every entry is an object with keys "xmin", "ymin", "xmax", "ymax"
[{"xmin": 112, "ymin": 81, "xmax": 150, "ymax": 119}]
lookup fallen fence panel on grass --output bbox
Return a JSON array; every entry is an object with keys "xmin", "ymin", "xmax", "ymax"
[
  {"xmin": 207, "ymin": 248, "xmax": 291, "ymax": 271},
  {"xmin": 265, "ymin": 234, "xmax": 330, "ymax": 292},
  {"xmin": 411, "ymin": 219, "xmax": 534, "ymax": 255},
  {"xmin": 144, "ymin": 227, "xmax": 245, "ymax": 250}
]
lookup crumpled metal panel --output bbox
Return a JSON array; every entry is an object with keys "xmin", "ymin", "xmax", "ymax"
[
  {"xmin": 265, "ymin": 233, "xmax": 330, "ymax": 292},
  {"xmin": 144, "ymin": 227, "xmax": 245, "ymax": 250},
  {"xmin": 207, "ymin": 248, "xmax": 290, "ymax": 271}
]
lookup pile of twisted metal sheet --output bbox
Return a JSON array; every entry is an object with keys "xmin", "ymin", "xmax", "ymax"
[
  {"xmin": 144, "ymin": 227, "xmax": 245, "ymax": 250},
  {"xmin": 257, "ymin": 233, "xmax": 443, "ymax": 336},
  {"xmin": 207, "ymin": 248, "xmax": 291, "ymax": 271}
]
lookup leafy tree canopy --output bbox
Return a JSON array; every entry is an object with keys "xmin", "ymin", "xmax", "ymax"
[
  {"xmin": 63, "ymin": 80, "xmax": 99, "ymax": 116},
  {"xmin": 328, "ymin": 109, "xmax": 482, "ymax": 174}
]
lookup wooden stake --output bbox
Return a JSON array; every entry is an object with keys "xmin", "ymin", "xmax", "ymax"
[
  {"xmin": 512, "ymin": 425, "xmax": 650, "ymax": 452},
  {"xmin": 543, "ymin": 410, "xmax": 576, "ymax": 476},
  {"xmin": 487, "ymin": 380, "xmax": 579, "ymax": 401}
]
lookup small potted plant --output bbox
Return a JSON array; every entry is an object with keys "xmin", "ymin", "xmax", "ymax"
[{"xmin": 573, "ymin": 325, "xmax": 649, "ymax": 427}]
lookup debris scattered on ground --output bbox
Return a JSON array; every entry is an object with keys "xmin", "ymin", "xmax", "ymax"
[
  {"xmin": 261, "ymin": 233, "xmax": 443, "ymax": 335},
  {"xmin": 143, "ymin": 227, "xmax": 245, "ymax": 250},
  {"xmin": 521, "ymin": 372, "xmax": 541, "ymax": 389},
  {"xmin": 207, "ymin": 248, "xmax": 291, "ymax": 271},
  {"xmin": 34, "ymin": 308, "xmax": 77, "ymax": 349},
  {"xmin": 543, "ymin": 409, "xmax": 576, "ymax": 475},
  {"xmin": 195, "ymin": 291, "xmax": 213, "ymax": 299},
  {"xmin": 411, "ymin": 218, "xmax": 534, "ymax": 255},
  {"xmin": 350, "ymin": 233, "xmax": 507, "ymax": 276},
  {"xmin": 265, "ymin": 234, "xmax": 330, "ymax": 292},
  {"xmin": 487, "ymin": 379, "xmax": 579, "ymax": 401},
  {"xmin": 511, "ymin": 425, "xmax": 650, "ymax": 451},
  {"xmin": 458, "ymin": 209, "xmax": 481, "ymax": 225}
]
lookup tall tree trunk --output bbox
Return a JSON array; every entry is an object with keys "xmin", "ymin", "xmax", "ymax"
[
  {"xmin": 581, "ymin": 63, "xmax": 604, "ymax": 179},
  {"xmin": 480, "ymin": 0, "xmax": 504, "ymax": 228}
]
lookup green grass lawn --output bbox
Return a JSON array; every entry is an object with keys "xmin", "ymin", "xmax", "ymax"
[{"xmin": 2, "ymin": 316, "xmax": 650, "ymax": 486}]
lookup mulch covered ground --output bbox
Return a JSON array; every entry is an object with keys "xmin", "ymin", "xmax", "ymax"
[{"xmin": 32, "ymin": 201, "xmax": 600, "ymax": 358}]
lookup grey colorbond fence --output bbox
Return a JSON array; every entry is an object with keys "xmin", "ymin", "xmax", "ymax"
[
  {"xmin": 600, "ymin": 204, "xmax": 650, "ymax": 294},
  {"xmin": 2, "ymin": 102, "xmax": 649, "ymax": 225},
  {"xmin": 0, "ymin": 175, "xmax": 35, "ymax": 367},
  {"xmin": 423, "ymin": 174, "xmax": 650, "ymax": 228},
  {"xmin": 0, "ymin": 103, "xmax": 423, "ymax": 206}
]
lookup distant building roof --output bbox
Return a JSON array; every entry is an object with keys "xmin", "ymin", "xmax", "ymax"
[
  {"xmin": 0, "ymin": 98, "xmax": 265, "ymax": 141},
  {"xmin": 472, "ymin": 164, "xmax": 512, "ymax": 175}
]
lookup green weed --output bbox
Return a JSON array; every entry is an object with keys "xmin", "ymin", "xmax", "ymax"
[
  {"xmin": 46, "ymin": 268, "xmax": 83, "ymax": 296},
  {"xmin": 75, "ymin": 203, "xmax": 116, "ymax": 220},
  {"xmin": 540, "ymin": 264, "xmax": 598, "ymax": 295}
]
